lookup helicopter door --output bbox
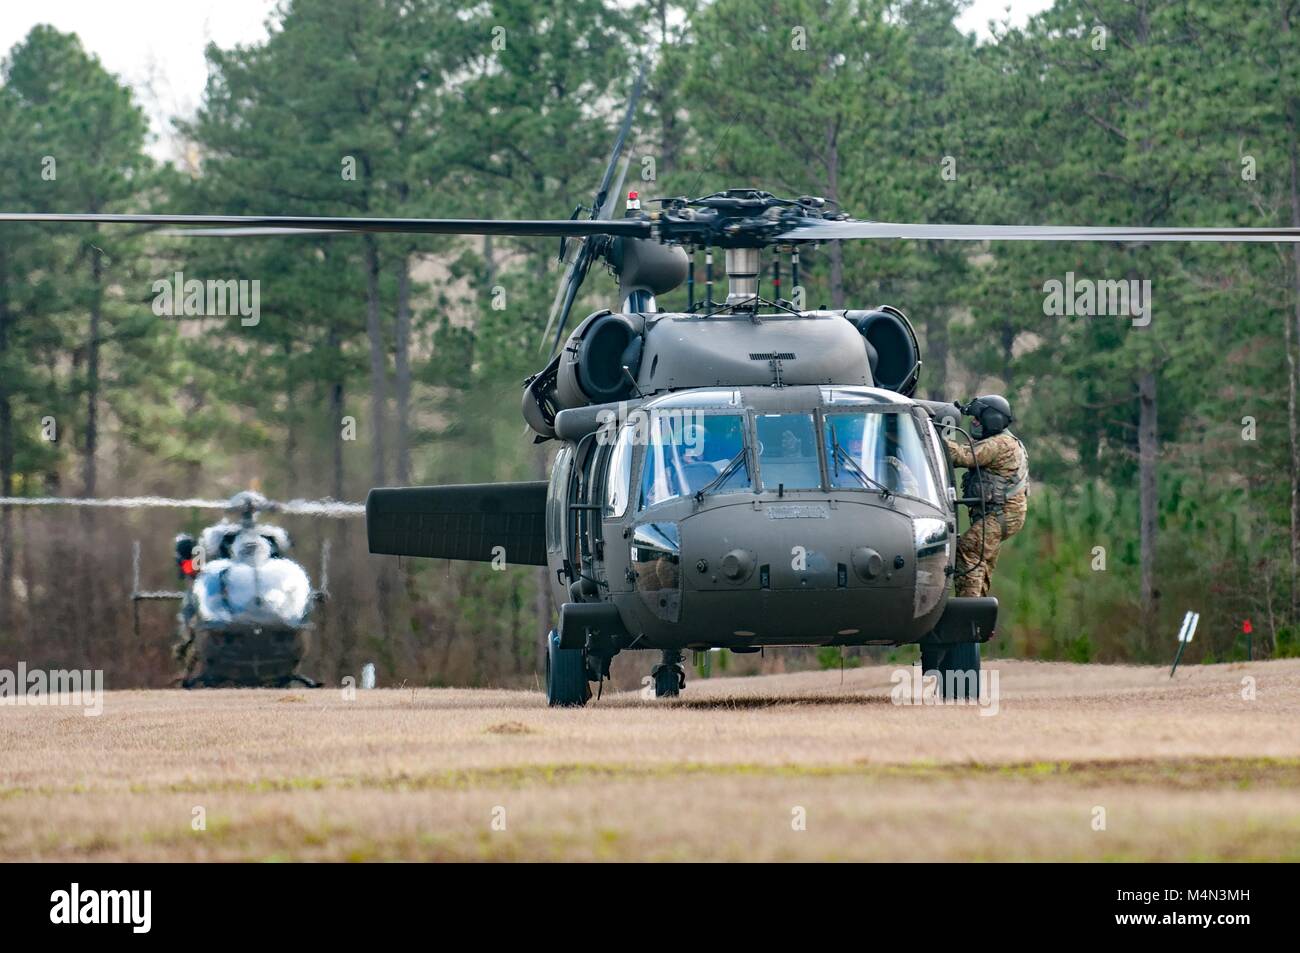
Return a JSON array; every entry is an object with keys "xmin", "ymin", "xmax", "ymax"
[
  {"xmin": 565, "ymin": 435, "xmax": 605, "ymax": 601},
  {"xmin": 545, "ymin": 445, "xmax": 574, "ymax": 608},
  {"xmin": 586, "ymin": 442, "xmax": 611, "ymax": 586}
]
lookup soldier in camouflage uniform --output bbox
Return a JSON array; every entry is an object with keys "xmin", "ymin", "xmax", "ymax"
[{"xmin": 943, "ymin": 395, "xmax": 1029, "ymax": 598}]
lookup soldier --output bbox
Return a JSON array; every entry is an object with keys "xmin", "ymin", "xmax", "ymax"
[{"xmin": 943, "ymin": 395, "xmax": 1029, "ymax": 597}]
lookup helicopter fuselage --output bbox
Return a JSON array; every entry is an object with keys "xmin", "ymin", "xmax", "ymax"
[
  {"xmin": 174, "ymin": 516, "xmax": 320, "ymax": 687},
  {"xmin": 366, "ymin": 305, "xmax": 998, "ymax": 694},
  {"xmin": 547, "ymin": 382, "xmax": 994, "ymax": 664}
]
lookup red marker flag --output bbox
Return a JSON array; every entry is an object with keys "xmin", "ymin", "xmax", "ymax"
[{"xmin": 1243, "ymin": 619, "xmax": 1253, "ymax": 635}]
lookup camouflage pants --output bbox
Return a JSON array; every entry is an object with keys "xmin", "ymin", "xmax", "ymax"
[{"xmin": 955, "ymin": 494, "xmax": 1027, "ymax": 598}]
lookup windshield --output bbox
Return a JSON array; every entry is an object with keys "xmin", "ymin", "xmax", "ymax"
[
  {"xmin": 755, "ymin": 413, "xmax": 821, "ymax": 490},
  {"xmin": 824, "ymin": 411, "xmax": 943, "ymax": 506},
  {"xmin": 639, "ymin": 411, "xmax": 749, "ymax": 509}
]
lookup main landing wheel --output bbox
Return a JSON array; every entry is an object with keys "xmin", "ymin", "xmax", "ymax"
[
  {"xmin": 651, "ymin": 650, "xmax": 686, "ymax": 698},
  {"xmin": 920, "ymin": 642, "xmax": 981, "ymax": 701},
  {"xmin": 546, "ymin": 629, "xmax": 591, "ymax": 707}
]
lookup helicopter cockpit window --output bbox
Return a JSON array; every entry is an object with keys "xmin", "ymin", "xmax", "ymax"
[
  {"xmin": 604, "ymin": 423, "xmax": 636, "ymax": 519},
  {"xmin": 755, "ymin": 414, "xmax": 821, "ymax": 490},
  {"xmin": 823, "ymin": 411, "xmax": 943, "ymax": 506},
  {"xmin": 546, "ymin": 445, "xmax": 573, "ymax": 553},
  {"xmin": 639, "ymin": 411, "xmax": 749, "ymax": 510}
]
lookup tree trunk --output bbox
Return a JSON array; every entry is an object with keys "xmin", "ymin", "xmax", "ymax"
[
  {"xmin": 84, "ymin": 238, "xmax": 102, "ymax": 497},
  {"xmin": 283, "ymin": 340, "xmax": 298, "ymax": 489},
  {"xmin": 533, "ymin": 443, "xmax": 551, "ymax": 673},
  {"xmin": 1287, "ymin": 105, "xmax": 1300, "ymax": 623},
  {"xmin": 394, "ymin": 253, "xmax": 413, "ymax": 486},
  {"xmin": 330, "ymin": 375, "xmax": 345, "ymax": 501},
  {"xmin": 924, "ymin": 243, "xmax": 950, "ymax": 399},
  {"xmin": 1138, "ymin": 369, "xmax": 1159, "ymax": 644},
  {"xmin": 363, "ymin": 234, "xmax": 388, "ymax": 488},
  {"xmin": 362, "ymin": 235, "xmax": 394, "ymax": 644},
  {"xmin": 326, "ymin": 313, "xmax": 349, "ymax": 674},
  {"xmin": 653, "ymin": 0, "xmax": 678, "ymax": 177},
  {"xmin": 825, "ymin": 117, "xmax": 845, "ymax": 309},
  {"xmin": 79, "ymin": 235, "xmax": 105, "ymax": 660},
  {"xmin": 0, "ymin": 251, "xmax": 13, "ymax": 629}
]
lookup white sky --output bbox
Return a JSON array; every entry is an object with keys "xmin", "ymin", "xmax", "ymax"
[
  {"xmin": 0, "ymin": 0, "xmax": 1054, "ymax": 161},
  {"xmin": 0, "ymin": 0, "xmax": 279, "ymax": 159},
  {"xmin": 957, "ymin": 0, "xmax": 1054, "ymax": 36}
]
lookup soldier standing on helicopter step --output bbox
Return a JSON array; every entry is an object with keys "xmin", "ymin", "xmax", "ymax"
[{"xmin": 943, "ymin": 395, "xmax": 1029, "ymax": 598}]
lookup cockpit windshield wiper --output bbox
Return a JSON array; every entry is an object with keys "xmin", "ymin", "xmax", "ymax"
[
  {"xmin": 695, "ymin": 449, "xmax": 748, "ymax": 501},
  {"xmin": 830, "ymin": 425, "xmax": 892, "ymax": 499}
]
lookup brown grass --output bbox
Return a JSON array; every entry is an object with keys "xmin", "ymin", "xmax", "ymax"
[{"xmin": 2, "ymin": 658, "xmax": 1298, "ymax": 860}]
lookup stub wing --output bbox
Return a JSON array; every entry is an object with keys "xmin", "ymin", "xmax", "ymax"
[{"xmin": 366, "ymin": 482, "xmax": 549, "ymax": 566}]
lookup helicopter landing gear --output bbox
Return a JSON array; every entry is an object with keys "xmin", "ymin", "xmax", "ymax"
[
  {"xmin": 920, "ymin": 641, "xmax": 981, "ymax": 701},
  {"xmin": 651, "ymin": 649, "xmax": 686, "ymax": 698},
  {"xmin": 546, "ymin": 629, "xmax": 592, "ymax": 707}
]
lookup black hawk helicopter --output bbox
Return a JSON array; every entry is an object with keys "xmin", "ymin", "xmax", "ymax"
[
  {"xmin": 6, "ymin": 75, "xmax": 1300, "ymax": 706},
  {"xmin": 0, "ymin": 490, "xmax": 362, "ymax": 687}
]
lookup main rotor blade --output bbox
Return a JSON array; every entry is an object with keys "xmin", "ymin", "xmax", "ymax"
[
  {"xmin": 537, "ymin": 64, "xmax": 645, "ymax": 356},
  {"xmin": 540, "ymin": 236, "xmax": 586, "ymax": 354},
  {"xmin": 591, "ymin": 63, "xmax": 646, "ymax": 218},
  {"xmin": 600, "ymin": 155, "xmax": 632, "ymax": 222},
  {"xmin": 779, "ymin": 220, "xmax": 1300, "ymax": 243},
  {"xmin": 162, "ymin": 226, "xmax": 349, "ymax": 237},
  {"xmin": 549, "ymin": 245, "xmax": 592, "ymax": 357},
  {"xmin": 538, "ymin": 156, "xmax": 631, "ymax": 356},
  {"xmin": 0, "ymin": 212, "xmax": 651, "ymax": 239}
]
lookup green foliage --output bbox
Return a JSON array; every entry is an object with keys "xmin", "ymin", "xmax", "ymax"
[{"xmin": 4, "ymin": 0, "xmax": 1300, "ymax": 682}]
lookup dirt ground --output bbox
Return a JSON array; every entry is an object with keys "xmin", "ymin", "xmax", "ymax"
[{"xmin": 1, "ymin": 657, "xmax": 1298, "ymax": 861}]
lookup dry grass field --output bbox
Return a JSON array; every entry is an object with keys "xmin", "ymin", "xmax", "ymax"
[{"xmin": 2, "ymin": 657, "xmax": 1299, "ymax": 861}]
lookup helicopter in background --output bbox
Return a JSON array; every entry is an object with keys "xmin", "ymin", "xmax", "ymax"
[
  {"xmin": 0, "ymin": 490, "xmax": 363, "ymax": 687},
  {"xmin": 7, "ymin": 70, "xmax": 1300, "ymax": 706}
]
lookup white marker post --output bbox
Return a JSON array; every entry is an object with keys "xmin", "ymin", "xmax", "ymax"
[{"xmin": 1169, "ymin": 610, "xmax": 1199, "ymax": 677}]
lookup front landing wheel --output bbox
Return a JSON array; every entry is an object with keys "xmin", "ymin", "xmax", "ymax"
[
  {"xmin": 651, "ymin": 649, "xmax": 686, "ymax": 698},
  {"xmin": 546, "ymin": 629, "xmax": 591, "ymax": 707},
  {"xmin": 921, "ymin": 642, "xmax": 981, "ymax": 701}
]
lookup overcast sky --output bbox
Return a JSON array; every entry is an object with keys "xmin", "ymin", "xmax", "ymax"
[{"xmin": 0, "ymin": 0, "xmax": 1053, "ymax": 160}]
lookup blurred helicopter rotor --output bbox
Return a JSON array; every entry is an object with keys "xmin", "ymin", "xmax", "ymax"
[
  {"xmin": 0, "ymin": 492, "xmax": 364, "ymax": 518},
  {"xmin": 539, "ymin": 63, "xmax": 644, "ymax": 357}
]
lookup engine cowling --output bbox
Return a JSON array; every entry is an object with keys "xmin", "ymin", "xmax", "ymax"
[
  {"xmin": 846, "ymin": 306, "xmax": 919, "ymax": 396},
  {"xmin": 522, "ymin": 311, "xmax": 646, "ymax": 439},
  {"xmin": 556, "ymin": 311, "xmax": 645, "ymax": 408}
]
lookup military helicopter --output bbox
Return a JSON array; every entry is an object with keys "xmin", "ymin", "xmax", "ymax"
[
  {"xmin": 0, "ymin": 490, "xmax": 363, "ymax": 687},
  {"xmin": 7, "ymin": 77, "xmax": 1300, "ymax": 706}
]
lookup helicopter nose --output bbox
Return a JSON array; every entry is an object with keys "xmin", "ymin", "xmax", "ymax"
[{"xmin": 686, "ymin": 501, "xmax": 914, "ymax": 593}]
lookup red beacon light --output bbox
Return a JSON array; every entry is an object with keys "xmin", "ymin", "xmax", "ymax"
[{"xmin": 626, "ymin": 190, "xmax": 640, "ymax": 211}]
